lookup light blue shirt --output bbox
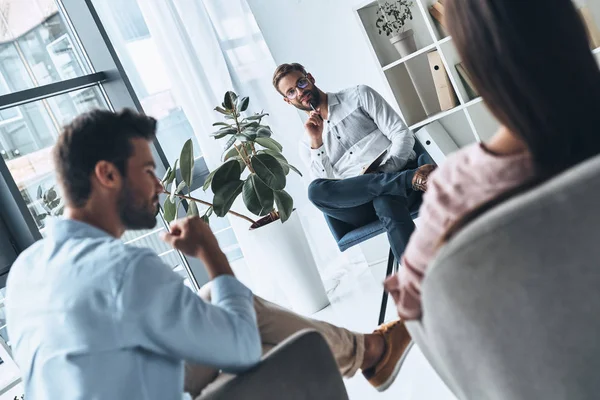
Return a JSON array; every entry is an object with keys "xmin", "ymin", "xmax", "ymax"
[{"xmin": 5, "ymin": 219, "xmax": 261, "ymax": 400}]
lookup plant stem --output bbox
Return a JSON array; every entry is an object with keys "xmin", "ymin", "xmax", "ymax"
[
  {"xmin": 163, "ymin": 190, "xmax": 256, "ymax": 224},
  {"xmin": 231, "ymin": 110, "xmax": 256, "ymax": 173},
  {"xmin": 234, "ymin": 143, "xmax": 255, "ymax": 173}
]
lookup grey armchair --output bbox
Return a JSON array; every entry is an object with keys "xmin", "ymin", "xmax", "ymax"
[
  {"xmin": 406, "ymin": 154, "xmax": 600, "ymax": 400},
  {"xmin": 197, "ymin": 329, "xmax": 349, "ymax": 400}
]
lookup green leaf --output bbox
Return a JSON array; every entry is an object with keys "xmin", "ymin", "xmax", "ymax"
[
  {"xmin": 187, "ymin": 200, "xmax": 199, "ymax": 217},
  {"xmin": 180, "ymin": 139, "xmax": 194, "ymax": 188},
  {"xmin": 238, "ymin": 96, "xmax": 250, "ymax": 112},
  {"xmin": 203, "ymin": 168, "xmax": 218, "ymax": 191},
  {"xmin": 161, "ymin": 167, "xmax": 172, "ymax": 184},
  {"xmin": 259, "ymin": 149, "xmax": 289, "ymax": 175},
  {"xmin": 214, "ymin": 106, "xmax": 230, "ymax": 115},
  {"xmin": 211, "ymin": 128, "xmax": 237, "ymax": 139},
  {"xmin": 164, "ymin": 160, "xmax": 178, "ymax": 185},
  {"xmin": 37, "ymin": 186, "xmax": 43, "ymax": 199},
  {"xmin": 223, "ymin": 146, "xmax": 240, "ymax": 161},
  {"xmin": 274, "ymin": 190, "xmax": 294, "ymax": 223},
  {"xmin": 222, "ymin": 136, "xmax": 237, "ymax": 155},
  {"xmin": 211, "ymin": 159, "xmax": 242, "ymax": 194},
  {"xmin": 237, "ymin": 131, "xmax": 257, "ymax": 141},
  {"xmin": 251, "ymin": 153, "xmax": 286, "ymax": 190},
  {"xmin": 176, "ymin": 181, "xmax": 187, "ymax": 194},
  {"xmin": 287, "ymin": 163, "xmax": 303, "ymax": 177},
  {"xmin": 255, "ymin": 137, "xmax": 283, "ymax": 152},
  {"xmin": 224, "ymin": 91, "xmax": 237, "ymax": 110},
  {"xmin": 224, "ymin": 143, "xmax": 252, "ymax": 161},
  {"xmin": 206, "ymin": 206, "xmax": 214, "ymax": 217},
  {"xmin": 169, "ymin": 180, "xmax": 178, "ymax": 203},
  {"xmin": 47, "ymin": 188, "xmax": 57, "ymax": 202},
  {"xmin": 256, "ymin": 127, "xmax": 272, "ymax": 138},
  {"xmin": 241, "ymin": 121, "xmax": 260, "ymax": 129},
  {"xmin": 243, "ymin": 174, "xmax": 274, "ymax": 216},
  {"xmin": 163, "ymin": 197, "xmax": 177, "ymax": 223},
  {"xmin": 213, "ymin": 122, "xmax": 231, "ymax": 127},
  {"xmin": 246, "ymin": 113, "xmax": 268, "ymax": 121},
  {"xmin": 201, "ymin": 215, "xmax": 210, "ymax": 225},
  {"xmin": 213, "ymin": 180, "xmax": 244, "ymax": 217}
]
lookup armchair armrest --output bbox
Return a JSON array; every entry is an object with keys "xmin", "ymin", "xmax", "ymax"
[{"xmin": 197, "ymin": 329, "xmax": 349, "ymax": 400}]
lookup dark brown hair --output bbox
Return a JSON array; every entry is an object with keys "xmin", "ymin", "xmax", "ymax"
[
  {"xmin": 53, "ymin": 108, "xmax": 157, "ymax": 207},
  {"xmin": 272, "ymin": 63, "xmax": 308, "ymax": 94},
  {"xmin": 442, "ymin": 0, "xmax": 600, "ymax": 242}
]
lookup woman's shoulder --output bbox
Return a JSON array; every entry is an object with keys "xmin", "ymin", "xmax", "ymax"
[{"xmin": 430, "ymin": 143, "xmax": 532, "ymax": 188}]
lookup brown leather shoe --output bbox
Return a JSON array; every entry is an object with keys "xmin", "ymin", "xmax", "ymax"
[
  {"xmin": 362, "ymin": 320, "xmax": 413, "ymax": 392},
  {"xmin": 412, "ymin": 164, "xmax": 436, "ymax": 192}
]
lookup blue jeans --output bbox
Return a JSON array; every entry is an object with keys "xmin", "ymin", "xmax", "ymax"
[{"xmin": 309, "ymin": 158, "xmax": 423, "ymax": 261}]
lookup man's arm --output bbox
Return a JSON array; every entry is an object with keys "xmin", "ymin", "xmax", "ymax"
[
  {"xmin": 299, "ymin": 107, "xmax": 335, "ymax": 180},
  {"xmin": 358, "ymin": 85, "xmax": 415, "ymax": 172},
  {"xmin": 118, "ymin": 218, "xmax": 261, "ymax": 372},
  {"xmin": 299, "ymin": 140, "xmax": 335, "ymax": 180}
]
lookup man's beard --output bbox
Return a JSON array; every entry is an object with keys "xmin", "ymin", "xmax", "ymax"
[
  {"xmin": 118, "ymin": 184, "xmax": 158, "ymax": 230},
  {"xmin": 295, "ymin": 88, "xmax": 321, "ymax": 112}
]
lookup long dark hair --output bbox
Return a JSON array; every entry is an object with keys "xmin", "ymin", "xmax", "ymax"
[{"xmin": 441, "ymin": 0, "xmax": 600, "ymax": 242}]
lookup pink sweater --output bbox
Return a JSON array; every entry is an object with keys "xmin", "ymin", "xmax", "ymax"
[{"xmin": 392, "ymin": 143, "xmax": 534, "ymax": 320}]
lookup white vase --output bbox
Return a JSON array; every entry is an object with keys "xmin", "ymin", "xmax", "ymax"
[
  {"xmin": 242, "ymin": 211, "xmax": 330, "ymax": 315},
  {"xmin": 390, "ymin": 29, "xmax": 417, "ymax": 58}
]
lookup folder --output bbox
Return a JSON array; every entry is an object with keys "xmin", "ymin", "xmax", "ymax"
[
  {"xmin": 415, "ymin": 121, "xmax": 458, "ymax": 165},
  {"xmin": 579, "ymin": 6, "xmax": 600, "ymax": 49},
  {"xmin": 427, "ymin": 50, "xmax": 457, "ymax": 111}
]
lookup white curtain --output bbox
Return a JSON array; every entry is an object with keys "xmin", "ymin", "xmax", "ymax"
[{"xmin": 136, "ymin": 0, "xmax": 345, "ymax": 289}]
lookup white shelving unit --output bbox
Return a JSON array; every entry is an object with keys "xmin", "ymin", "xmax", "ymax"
[{"xmin": 354, "ymin": 0, "xmax": 600, "ymax": 157}]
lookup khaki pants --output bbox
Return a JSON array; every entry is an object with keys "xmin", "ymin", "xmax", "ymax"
[{"xmin": 184, "ymin": 282, "xmax": 364, "ymax": 398}]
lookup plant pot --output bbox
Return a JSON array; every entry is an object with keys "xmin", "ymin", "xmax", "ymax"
[
  {"xmin": 390, "ymin": 29, "xmax": 417, "ymax": 58},
  {"xmin": 245, "ymin": 211, "xmax": 330, "ymax": 315}
]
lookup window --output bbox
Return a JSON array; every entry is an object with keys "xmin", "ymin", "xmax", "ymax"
[
  {"xmin": 93, "ymin": 0, "xmax": 244, "ymax": 263},
  {"xmin": 0, "ymin": 1, "xmax": 92, "ymax": 94},
  {"xmin": 0, "ymin": 1, "xmax": 209, "ymax": 395}
]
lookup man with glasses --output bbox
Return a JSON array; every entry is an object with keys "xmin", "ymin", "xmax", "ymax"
[
  {"xmin": 273, "ymin": 62, "xmax": 435, "ymax": 260},
  {"xmin": 272, "ymin": 65, "xmax": 435, "ymax": 379}
]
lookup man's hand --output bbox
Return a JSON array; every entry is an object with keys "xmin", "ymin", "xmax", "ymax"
[
  {"xmin": 161, "ymin": 216, "xmax": 233, "ymax": 279},
  {"xmin": 305, "ymin": 109, "xmax": 324, "ymax": 149}
]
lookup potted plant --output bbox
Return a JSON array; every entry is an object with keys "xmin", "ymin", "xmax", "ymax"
[
  {"xmin": 162, "ymin": 91, "xmax": 329, "ymax": 314},
  {"xmin": 376, "ymin": 0, "xmax": 417, "ymax": 58}
]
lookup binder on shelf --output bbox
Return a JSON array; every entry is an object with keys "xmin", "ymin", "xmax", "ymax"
[
  {"xmin": 456, "ymin": 62, "xmax": 479, "ymax": 100},
  {"xmin": 429, "ymin": 0, "xmax": 447, "ymax": 36},
  {"xmin": 415, "ymin": 120, "xmax": 459, "ymax": 165},
  {"xmin": 405, "ymin": 56, "xmax": 443, "ymax": 117},
  {"xmin": 579, "ymin": 6, "xmax": 600, "ymax": 49},
  {"xmin": 427, "ymin": 50, "xmax": 458, "ymax": 111}
]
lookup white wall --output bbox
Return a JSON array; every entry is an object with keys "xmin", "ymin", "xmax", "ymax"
[
  {"xmin": 246, "ymin": 0, "xmax": 391, "ymax": 101},
  {"xmin": 247, "ymin": 0, "xmax": 396, "ymax": 266}
]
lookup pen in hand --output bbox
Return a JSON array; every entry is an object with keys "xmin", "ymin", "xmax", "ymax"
[{"xmin": 310, "ymin": 102, "xmax": 323, "ymax": 121}]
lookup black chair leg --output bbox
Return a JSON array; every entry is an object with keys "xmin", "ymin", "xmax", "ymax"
[{"xmin": 378, "ymin": 248, "xmax": 396, "ymax": 325}]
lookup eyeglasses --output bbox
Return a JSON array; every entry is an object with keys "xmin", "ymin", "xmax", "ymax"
[{"xmin": 285, "ymin": 77, "xmax": 310, "ymax": 100}]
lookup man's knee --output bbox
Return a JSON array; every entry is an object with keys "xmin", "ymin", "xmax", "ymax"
[
  {"xmin": 372, "ymin": 196, "xmax": 409, "ymax": 217},
  {"xmin": 307, "ymin": 179, "xmax": 329, "ymax": 205}
]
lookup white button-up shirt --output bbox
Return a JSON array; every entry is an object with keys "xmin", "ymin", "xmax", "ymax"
[{"xmin": 299, "ymin": 85, "xmax": 415, "ymax": 180}]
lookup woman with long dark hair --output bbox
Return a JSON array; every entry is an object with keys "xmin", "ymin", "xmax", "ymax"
[{"xmin": 385, "ymin": 0, "xmax": 600, "ymax": 320}]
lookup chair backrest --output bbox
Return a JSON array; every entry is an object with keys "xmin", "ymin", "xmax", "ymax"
[{"xmin": 406, "ymin": 154, "xmax": 600, "ymax": 400}]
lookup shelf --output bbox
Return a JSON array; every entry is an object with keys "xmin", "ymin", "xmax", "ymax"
[
  {"xmin": 409, "ymin": 97, "xmax": 482, "ymax": 131},
  {"xmin": 438, "ymin": 36, "xmax": 452, "ymax": 45},
  {"xmin": 410, "ymin": 106, "xmax": 464, "ymax": 131},
  {"xmin": 465, "ymin": 97, "xmax": 483, "ymax": 107},
  {"xmin": 382, "ymin": 43, "xmax": 437, "ymax": 71}
]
